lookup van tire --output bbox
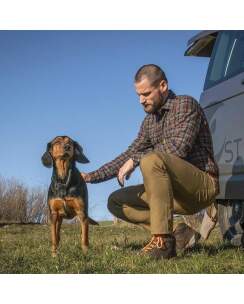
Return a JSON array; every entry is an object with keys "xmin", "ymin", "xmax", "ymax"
[{"xmin": 218, "ymin": 200, "xmax": 244, "ymax": 246}]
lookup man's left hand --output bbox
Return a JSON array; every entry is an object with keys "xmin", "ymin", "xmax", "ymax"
[{"xmin": 117, "ymin": 158, "xmax": 134, "ymax": 187}]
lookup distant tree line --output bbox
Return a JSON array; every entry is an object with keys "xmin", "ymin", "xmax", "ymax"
[{"xmin": 0, "ymin": 176, "xmax": 48, "ymax": 224}]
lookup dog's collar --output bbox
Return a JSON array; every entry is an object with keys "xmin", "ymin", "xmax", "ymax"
[{"xmin": 51, "ymin": 169, "xmax": 72, "ymax": 198}]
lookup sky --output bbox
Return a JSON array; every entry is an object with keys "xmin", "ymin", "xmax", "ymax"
[{"xmin": 0, "ymin": 30, "xmax": 211, "ymax": 220}]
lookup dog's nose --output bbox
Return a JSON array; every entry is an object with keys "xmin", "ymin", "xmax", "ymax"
[{"xmin": 64, "ymin": 145, "xmax": 71, "ymax": 151}]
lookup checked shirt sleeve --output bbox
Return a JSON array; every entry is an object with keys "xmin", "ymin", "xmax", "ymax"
[
  {"xmin": 156, "ymin": 97, "xmax": 202, "ymax": 158},
  {"xmin": 88, "ymin": 117, "xmax": 153, "ymax": 183}
]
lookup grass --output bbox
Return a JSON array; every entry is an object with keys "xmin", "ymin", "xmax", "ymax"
[{"xmin": 0, "ymin": 221, "xmax": 244, "ymax": 274}]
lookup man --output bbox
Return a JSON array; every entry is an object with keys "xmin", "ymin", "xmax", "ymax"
[{"xmin": 81, "ymin": 64, "xmax": 219, "ymax": 260}]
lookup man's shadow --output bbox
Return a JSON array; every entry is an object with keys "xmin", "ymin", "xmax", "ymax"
[
  {"xmin": 124, "ymin": 241, "xmax": 237, "ymax": 257},
  {"xmin": 182, "ymin": 242, "xmax": 237, "ymax": 257},
  {"xmin": 225, "ymin": 156, "xmax": 244, "ymax": 198}
]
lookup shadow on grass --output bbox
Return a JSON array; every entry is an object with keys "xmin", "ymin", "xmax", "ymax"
[
  {"xmin": 183, "ymin": 241, "xmax": 237, "ymax": 257},
  {"xmin": 120, "ymin": 240, "xmax": 239, "ymax": 259},
  {"xmin": 122, "ymin": 237, "xmax": 155, "ymax": 251},
  {"xmin": 123, "ymin": 243, "xmax": 143, "ymax": 251}
]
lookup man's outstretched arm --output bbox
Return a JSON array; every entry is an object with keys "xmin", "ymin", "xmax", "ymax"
[
  {"xmin": 81, "ymin": 117, "xmax": 153, "ymax": 184},
  {"xmin": 81, "ymin": 157, "xmax": 134, "ymax": 187}
]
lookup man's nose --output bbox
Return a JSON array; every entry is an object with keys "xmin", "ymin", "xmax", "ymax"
[{"xmin": 140, "ymin": 96, "xmax": 146, "ymax": 104}]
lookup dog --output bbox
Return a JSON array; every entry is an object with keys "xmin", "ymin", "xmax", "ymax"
[{"xmin": 41, "ymin": 135, "xmax": 98, "ymax": 257}]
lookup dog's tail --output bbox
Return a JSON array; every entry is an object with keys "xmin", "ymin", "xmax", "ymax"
[{"xmin": 88, "ymin": 217, "xmax": 99, "ymax": 225}]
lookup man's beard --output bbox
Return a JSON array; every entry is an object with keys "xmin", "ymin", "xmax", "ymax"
[
  {"xmin": 143, "ymin": 104, "xmax": 154, "ymax": 113},
  {"xmin": 143, "ymin": 93, "xmax": 166, "ymax": 114}
]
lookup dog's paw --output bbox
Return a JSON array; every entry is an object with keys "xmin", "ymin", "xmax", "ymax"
[
  {"xmin": 51, "ymin": 251, "xmax": 58, "ymax": 258},
  {"xmin": 82, "ymin": 245, "xmax": 88, "ymax": 255}
]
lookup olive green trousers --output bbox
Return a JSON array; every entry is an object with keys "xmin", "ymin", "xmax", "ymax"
[{"xmin": 108, "ymin": 152, "xmax": 217, "ymax": 234}]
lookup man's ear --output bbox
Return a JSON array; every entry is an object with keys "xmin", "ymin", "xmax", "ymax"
[
  {"xmin": 41, "ymin": 142, "xmax": 53, "ymax": 168},
  {"xmin": 74, "ymin": 141, "xmax": 90, "ymax": 164},
  {"xmin": 159, "ymin": 79, "xmax": 168, "ymax": 94}
]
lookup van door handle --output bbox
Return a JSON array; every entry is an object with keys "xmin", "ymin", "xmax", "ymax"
[{"xmin": 241, "ymin": 79, "xmax": 244, "ymax": 85}]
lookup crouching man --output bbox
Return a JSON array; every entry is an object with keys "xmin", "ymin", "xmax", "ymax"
[{"xmin": 81, "ymin": 64, "xmax": 219, "ymax": 260}]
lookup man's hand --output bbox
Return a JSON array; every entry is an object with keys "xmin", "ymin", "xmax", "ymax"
[
  {"xmin": 81, "ymin": 172, "xmax": 91, "ymax": 183},
  {"xmin": 117, "ymin": 158, "xmax": 134, "ymax": 187}
]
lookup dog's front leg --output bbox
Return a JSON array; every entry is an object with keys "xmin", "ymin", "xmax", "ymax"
[
  {"xmin": 82, "ymin": 218, "xmax": 89, "ymax": 254},
  {"xmin": 56, "ymin": 215, "xmax": 63, "ymax": 248},
  {"xmin": 77, "ymin": 212, "xmax": 89, "ymax": 254},
  {"xmin": 50, "ymin": 211, "xmax": 58, "ymax": 257}
]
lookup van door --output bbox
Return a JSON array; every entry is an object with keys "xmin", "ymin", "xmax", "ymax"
[{"xmin": 201, "ymin": 31, "xmax": 244, "ymax": 200}]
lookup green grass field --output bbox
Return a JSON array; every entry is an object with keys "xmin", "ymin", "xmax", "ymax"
[{"xmin": 0, "ymin": 221, "xmax": 244, "ymax": 274}]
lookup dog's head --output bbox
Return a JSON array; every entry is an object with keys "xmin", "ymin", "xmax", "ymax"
[{"xmin": 41, "ymin": 136, "xmax": 89, "ymax": 168}]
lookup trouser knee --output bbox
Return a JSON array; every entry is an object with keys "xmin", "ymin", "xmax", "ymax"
[
  {"xmin": 107, "ymin": 190, "xmax": 121, "ymax": 217},
  {"xmin": 140, "ymin": 151, "xmax": 167, "ymax": 175}
]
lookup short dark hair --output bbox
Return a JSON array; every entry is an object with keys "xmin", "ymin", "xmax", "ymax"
[{"xmin": 134, "ymin": 64, "xmax": 168, "ymax": 86}]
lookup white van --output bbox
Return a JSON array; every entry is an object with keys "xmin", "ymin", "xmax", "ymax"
[{"xmin": 185, "ymin": 30, "xmax": 244, "ymax": 246}]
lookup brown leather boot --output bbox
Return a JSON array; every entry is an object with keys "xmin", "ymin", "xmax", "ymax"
[
  {"xmin": 173, "ymin": 223, "xmax": 201, "ymax": 250},
  {"xmin": 141, "ymin": 235, "xmax": 177, "ymax": 260}
]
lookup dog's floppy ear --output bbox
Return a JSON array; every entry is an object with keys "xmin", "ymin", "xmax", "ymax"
[
  {"xmin": 74, "ymin": 141, "xmax": 90, "ymax": 163},
  {"xmin": 41, "ymin": 142, "xmax": 53, "ymax": 168}
]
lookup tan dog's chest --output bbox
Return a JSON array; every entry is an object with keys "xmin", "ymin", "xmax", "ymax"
[{"xmin": 49, "ymin": 196, "xmax": 86, "ymax": 219}]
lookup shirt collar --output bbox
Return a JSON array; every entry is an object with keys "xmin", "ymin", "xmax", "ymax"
[{"xmin": 156, "ymin": 90, "xmax": 176, "ymax": 116}]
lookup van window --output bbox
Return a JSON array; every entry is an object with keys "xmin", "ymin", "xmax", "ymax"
[
  {"xmin": 204, "ymin": 31, "xmax": 244, "ymax": 90},
  {"xmin": 226, "ymin": 31, "xmax": 244, "ymax": 76}
]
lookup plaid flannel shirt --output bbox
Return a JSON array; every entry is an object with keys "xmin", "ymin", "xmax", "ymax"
[{"xmin": 88, "ymin": 90, "xmax": 219, "ymax": 192}]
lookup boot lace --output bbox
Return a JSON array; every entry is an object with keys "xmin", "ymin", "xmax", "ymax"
[{"xmin": 141, "ymin": 236, "xmax": 166, "ymax": 253}]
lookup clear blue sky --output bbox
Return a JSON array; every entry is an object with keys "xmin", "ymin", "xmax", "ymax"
[{"xmin": 0, "ymin": 30, "xmax": 210, "ymax": 220}]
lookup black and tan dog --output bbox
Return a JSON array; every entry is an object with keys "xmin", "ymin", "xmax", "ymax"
[{"xmin": 41, "ymin": 135, "xmax": 98, "ymax": 257}]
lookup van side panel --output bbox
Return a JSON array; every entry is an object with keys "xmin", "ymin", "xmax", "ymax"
[{"xmin": 203, "ymin": 86, "xmax": 244, "ymax": 199}]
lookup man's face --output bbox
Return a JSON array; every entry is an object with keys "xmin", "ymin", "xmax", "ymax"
[{"xmin": 134, "ymin": 77, "xmax": 168, "ymax": 114}]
